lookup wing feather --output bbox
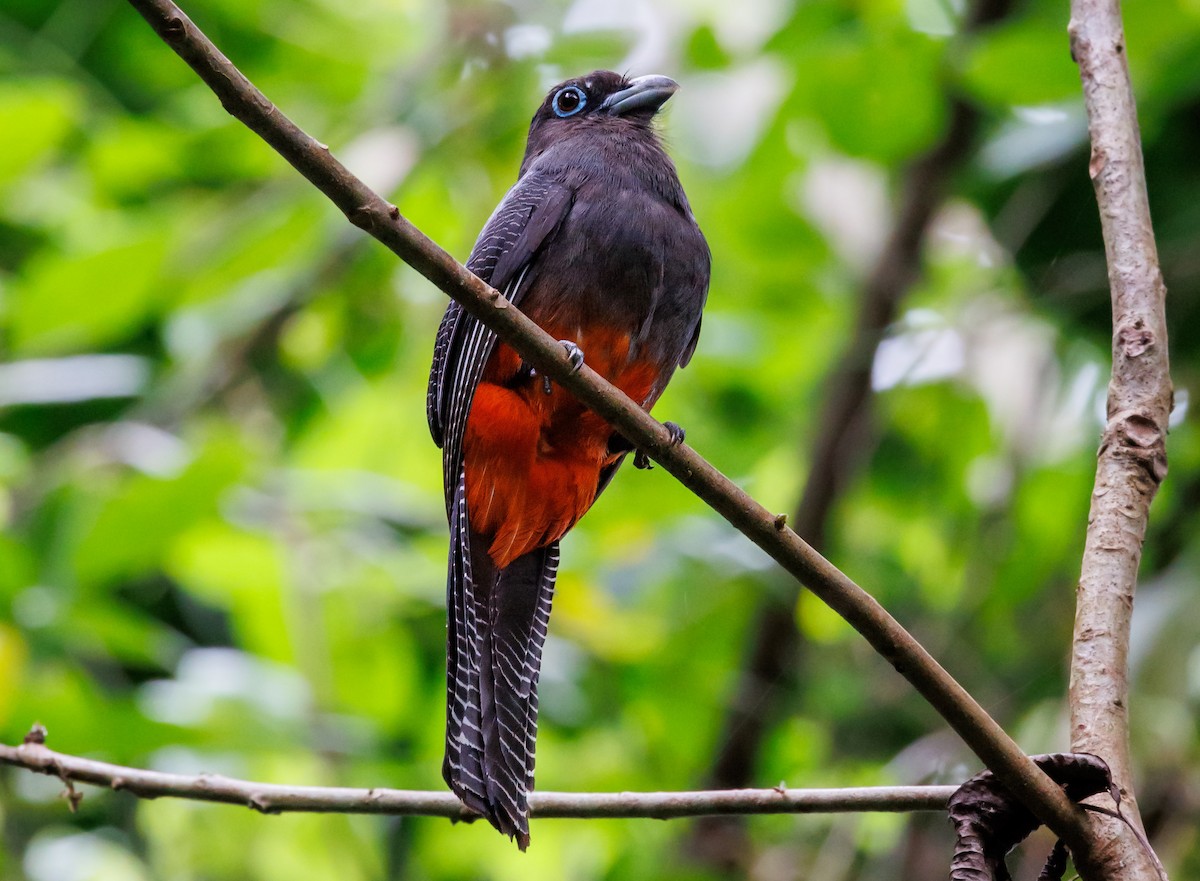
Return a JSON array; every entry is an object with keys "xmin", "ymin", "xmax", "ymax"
[{"xmin": 426, "ymin": 177, "xmax": 573, "ymax": 507}]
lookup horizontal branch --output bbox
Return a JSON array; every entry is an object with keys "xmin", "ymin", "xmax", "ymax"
[
  {"xmin": 124, "ymin": 0, "xmax": 1088, "ymax": 847},
  {"xmin": 0, "ymin": 739, "xmax": 955, "ymax": 820}
]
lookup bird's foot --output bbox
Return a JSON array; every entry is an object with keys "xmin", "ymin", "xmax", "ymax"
[
  {"xmin": 515, "ymin": 359, "xmax": 552, "ymax": 394},
  {"xmin": 541, "ymin": 341, "xmax": 584, "ymax": 394},
  {"xmin": 560, "ymin": 340, "xmax": 584, "ymax": 372},
  {"xmin": 634, "ymin": 422, "xmax": 686, "ymax": 470}
]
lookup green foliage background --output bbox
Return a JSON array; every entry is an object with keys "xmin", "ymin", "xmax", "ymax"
[{"xmin": 1, "ymin": 0, "xmax": 1199, "ymax": 878}]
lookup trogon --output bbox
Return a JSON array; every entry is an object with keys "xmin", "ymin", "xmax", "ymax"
[{"xmin": 427, "ymin": 70, "xmax": 710, "ymax": 849}]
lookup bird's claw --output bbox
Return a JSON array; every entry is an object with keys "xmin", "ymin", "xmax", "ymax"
[
  {"xmin": 633, "ymin": 422, "xmax": 686, "ymax": 470},
  {"xmin": 537, "ymin": 341, "xmax": 585, "ymax": 394},
  {"xmin": 559, "ymin": 340, "xmax": 585, "ymax": 373}
]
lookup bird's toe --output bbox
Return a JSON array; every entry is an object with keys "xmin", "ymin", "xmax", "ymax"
[{"xmin": 559, "ymin": 340, "xmax": 585, "ymax": 373}]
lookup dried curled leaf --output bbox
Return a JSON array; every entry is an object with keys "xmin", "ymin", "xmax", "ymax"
[
  {"xmin": 947, "ymin": 752, "xmax": 1118, "ymax": 881},
  {"xmin": 1035, "ymin": 840, "xmax": 1068, "ymax": 881}
]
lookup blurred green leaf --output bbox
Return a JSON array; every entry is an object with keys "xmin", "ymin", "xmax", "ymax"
[
  {"xmin": 73, "ymin": 432, "xmax": 248, "ymax": 589},
  {"xmin": 789, "ymin": 29, "xmax": 946, "ymax": 162},
  {"xmin": 962, "ymin": 21, "xmax": 1082, "ymax": 107},
  {"xmin": 10, "ymin": 236, "xmax": 169, "ymax": 355},
  {"xmin": 0, "ymin": 79, "xmax": 81, "ymax": 190},
  {"xmin": 165, "ymin": 523, "xmax": 291, "ymax": 660}
]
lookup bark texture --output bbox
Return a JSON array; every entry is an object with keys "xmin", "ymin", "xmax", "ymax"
[{"xmin": 1068, "ymin": 0, "xmax": 1173, "ymax": 877}]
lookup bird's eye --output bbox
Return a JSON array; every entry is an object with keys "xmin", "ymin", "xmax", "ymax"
[{"xmin": 552, "ymin": 86, "xmax": 586, "ymax": 118}]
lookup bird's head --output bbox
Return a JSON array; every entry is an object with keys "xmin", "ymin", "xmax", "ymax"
[{"xmin": 521, "ymin": 70, "xmax": 679, "ymax": 168}]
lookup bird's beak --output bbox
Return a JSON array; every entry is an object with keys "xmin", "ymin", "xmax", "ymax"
[{"xmin": 600, "ymin": 75, "xmax": 680, "ymax": 116}]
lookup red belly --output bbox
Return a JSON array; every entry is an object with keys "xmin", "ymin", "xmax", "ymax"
[{"xmin": 463, "ymin": 324, "xmax": 658, "ymax": 568}]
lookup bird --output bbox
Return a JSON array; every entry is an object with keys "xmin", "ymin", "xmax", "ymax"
[{"xmin": 427, "ymin": 70, "xmax": 710, "ymax": 849}]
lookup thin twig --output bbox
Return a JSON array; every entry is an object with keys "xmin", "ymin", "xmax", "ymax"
[
  {"xmin": 0, "ymin": 739, "xmax": 955, "ymax": 819},
  {"xmin": 120, "ymin": 0, "xmax": 1088, "ymax": 847},
  {"xmin": 1067, "ymin": 0, "xmax": 1173, "ymax": 878}
]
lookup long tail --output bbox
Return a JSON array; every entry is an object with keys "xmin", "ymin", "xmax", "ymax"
[{"xmin": 443, "ymin": 476, "xmax": 558, "ymax": 850}]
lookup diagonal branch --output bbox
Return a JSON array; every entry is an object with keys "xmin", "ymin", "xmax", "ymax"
[
  {"xmin": 0, "ymin": 736, "xmax": 956, "ymax": 820},
  {"xmin": 693, "ymin": 97, "xmax": 983, "ymax": 871},
  {"xmin": 699, "ymin": 2, "xmax": 1018, "ymax": 865},
  {"xmin": 707, "ymin": 96, "xmax": 981, "ymax": 793},
  {"xmin": 121, "ymin": 0, "xmax": 1088, "ymax": 847},
  {"xmin": 1068, "ymin": 0, "xmax": 1173, "ymax": 878}
]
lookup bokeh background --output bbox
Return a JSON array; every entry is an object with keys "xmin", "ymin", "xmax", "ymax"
[{"xmin": 1, "ymin": 0, "xmax": 1199, "ymax": 878}]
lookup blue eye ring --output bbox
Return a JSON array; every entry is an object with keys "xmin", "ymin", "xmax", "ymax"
[{"xmin": 552, "ymin": 86, "xmax": 587, "ymax": 117}]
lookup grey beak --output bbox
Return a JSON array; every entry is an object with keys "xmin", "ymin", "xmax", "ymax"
[{"xmin": 600, "ymin": 75, "xmax": 680, "ymax": 115}]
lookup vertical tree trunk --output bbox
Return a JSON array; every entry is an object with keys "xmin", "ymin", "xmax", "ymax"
[{"xmin": 1068, "ymin": 0, "xmax": 1173, "ymax": 878}]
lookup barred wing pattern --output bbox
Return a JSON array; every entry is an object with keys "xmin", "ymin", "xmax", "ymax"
[
  {"xmin": 426, "ymin": 177, "xmax": 573, "ymax": 506},
  {"xmin": 428, "ymin": 173, "xmax": 573, "ymax": 848}
]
